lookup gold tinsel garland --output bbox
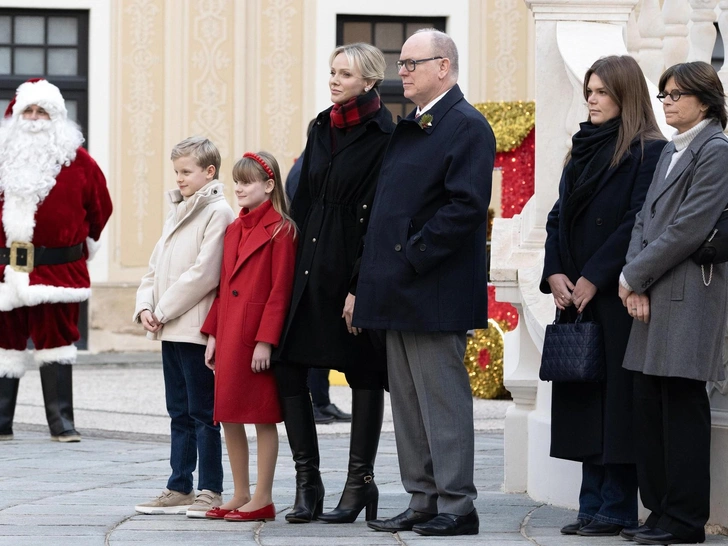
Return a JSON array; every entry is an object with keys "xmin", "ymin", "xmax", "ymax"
[
  {"xmin": 465, "ymin": 319, "xmax": 510, "ymax": 399},
  {"xmin": 473, "ymin": 101, "xmax": 535, "ymax": 153}
]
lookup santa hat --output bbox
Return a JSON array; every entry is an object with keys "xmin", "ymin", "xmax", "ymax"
[{"xmin": 4, "ymin": 78, "xmax": 67, "ymax": 120}]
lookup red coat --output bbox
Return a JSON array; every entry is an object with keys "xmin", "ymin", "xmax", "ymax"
[
  {"xmin": 202, "ymin": 200, "xmax": 296, "ymax": 424},
  {"xmin": 0, "ymin": 147, "xmax": 113, "ymax": 311}
]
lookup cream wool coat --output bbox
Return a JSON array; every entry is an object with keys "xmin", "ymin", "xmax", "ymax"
[{"xmin": 134, "ymin": 180, "xmax": 234, "ymax": 345}]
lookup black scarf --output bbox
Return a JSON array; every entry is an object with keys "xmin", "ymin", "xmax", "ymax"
[{"xmin": 563, "ymin": 118, "xmax": 621, "ymax": 228}]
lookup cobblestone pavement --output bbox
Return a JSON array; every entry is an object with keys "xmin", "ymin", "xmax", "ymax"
[{"xmin": 2, "ymin": 354, "xmax": 727, "ymax": 545}]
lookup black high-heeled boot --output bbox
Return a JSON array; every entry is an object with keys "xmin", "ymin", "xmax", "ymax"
[
  {"xmin": 0, "ymin": 376, "xmax": 20, "ymax": 439},
  {"xmin": 281, "ymin": 394, "xmax": 325, "ymax": 523},
  {"xmin": 318, "ymin": 388, "xmax": 384, "ymax": 523},
  {"xmin": 40, "ymin": 363, "xmax": 81, "ymax": 442}
]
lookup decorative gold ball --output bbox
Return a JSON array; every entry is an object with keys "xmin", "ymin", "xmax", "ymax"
[{"xmin": 464, "ymin": 319, "xmax": 510, "ymax": 399}]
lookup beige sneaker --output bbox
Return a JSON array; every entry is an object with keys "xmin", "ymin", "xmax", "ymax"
[
  {"xmin": 186, "ymin": 490, "xmax": 223, "ymax": 518},
  {"xmin": 135, "ymin": 489, "xmax": 195, "ymax": 515}
]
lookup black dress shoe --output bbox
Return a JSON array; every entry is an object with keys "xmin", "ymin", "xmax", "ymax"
[
  {"xmin": 634, "ymin": 527, "xmax": 705, "ymax": 545},
  {"xmin": 576, "ymin": 520, "xmax": 623, "ymax": 536},
  {"xmin": 318, "ymin": 403, "xmax": 352, "ymax": 422},
  {"xmin": 621, "ymin": 524, "xmax": 652, "ymax": 540},
  {"xmin": 367, "ymin": 508, "xmax": 435, "ymax": 532},
  {"xmin": 412, "ymin": 509, "xmax": 479, "ymax": 536},
  {"xmin": 313, "ymin": 405, "xmax": 335, "ymax": 424},
  {"xmin": 560, "ymin": 518, "xmax": 588, "ymax": 535}
]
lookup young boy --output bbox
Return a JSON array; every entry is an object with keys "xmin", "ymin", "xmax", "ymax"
[{"xmin": 133, "ymin": 137, "xmax": 234, "ymax": 517}]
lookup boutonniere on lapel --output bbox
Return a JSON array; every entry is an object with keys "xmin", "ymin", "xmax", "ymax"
[{"xmin": 417, "ymin": 113, "xmax": 433, "ymax": 129}]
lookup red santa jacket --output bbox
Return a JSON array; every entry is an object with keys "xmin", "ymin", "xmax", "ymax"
[{"xmin": 0, "ymin": 147, "xmax": 113, "ymax": 311}]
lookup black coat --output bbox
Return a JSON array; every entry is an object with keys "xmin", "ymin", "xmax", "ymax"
[
  {"xmin": 354, "ymin": 85, "xmax": 495, "ymax": 332},
  {"xmin": 274, "ymin": 103, "xmax": 395, "ymax": 371},
  {"xmin": 540, "ymin": 137, "xmax": 665, "ymax": 464}
]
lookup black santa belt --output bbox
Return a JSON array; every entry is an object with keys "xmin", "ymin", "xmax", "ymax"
[{"xmin": 0, "ymin": 242, "xmax": 84, "ymax": 273}]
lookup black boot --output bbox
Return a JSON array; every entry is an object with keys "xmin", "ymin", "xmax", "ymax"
[
  {"xmin": 318, "ymin": 388, "xmax": 384, "ymax": 523},
  {"xmin": 40, "ymin": 363, "xmax": 80, "ymax": 442},
  {"xmin": 0, "ymin": 377, "xmax": 20, "ymax": 439},
  {"xmin": 281, "ymin": 394, "xmax": 325, "ymax": 523}
]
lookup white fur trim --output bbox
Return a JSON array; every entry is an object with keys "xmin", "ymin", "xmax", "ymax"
[
  {"xmin": 12, "ymin": 80, "xmax": 67, "ymax": 120},
  {"xmin": 0, "ymin": 267, "xmax": 90, "ymax": 312},
  {"xmin": 0, "ymin": 347, "xmax": 30, "ymax": 378},
  {"xmin": 35, "ymin": 344, "xmax": 76, "ymax": 365},
  {"xmin": 86, "ymin": 237, "xmax": 101, "ymax": 261},
  {"xmin": 2, "ymin": 192, "xmax": 39, "ymax": 245}
]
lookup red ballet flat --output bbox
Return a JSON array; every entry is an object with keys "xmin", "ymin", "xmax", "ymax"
[
  {"xmin": 224, "ymin": 503, "xmax": 276, "ymax": 521},
  {"xmin": 205, "ymin": 506, "xmax": 234, "ymax": 519}
]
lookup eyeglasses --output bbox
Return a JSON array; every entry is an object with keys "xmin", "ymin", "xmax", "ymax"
[
  {"xmin": 396, "ymin": 57, "xmax": 443, "ymax": 72},
  {"xmin": 657, "ymin": 90, "xmax": 695, "ymax": 102}
]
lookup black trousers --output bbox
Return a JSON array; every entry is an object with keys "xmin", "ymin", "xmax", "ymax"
[
  {"xmin": 308, "ymin": 368, "xmax": 330, "ymax": 407},
  {"xmin": 274, "ymin": 361, "xmax": 386, "ymax": 398},
  {"xmin": 633, "ymin": 372, "xmax": 710, "ymax": 541}
]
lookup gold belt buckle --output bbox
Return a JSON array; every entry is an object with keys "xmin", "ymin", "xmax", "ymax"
[{"xmin": 9, "ymin": 241, "xmax": 34, "ymax": 273}]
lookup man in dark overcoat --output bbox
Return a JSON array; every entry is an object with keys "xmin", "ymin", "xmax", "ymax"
[{"xmin": 354, "ymin": 29, "xmax": 495, "ymax": 537}]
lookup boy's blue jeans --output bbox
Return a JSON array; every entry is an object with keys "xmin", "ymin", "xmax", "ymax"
[
  {"xmin": 162, "ymin": 341, "xmax": 222, "ymax": 494},
  {"xmin": 577, "ymin": 462, "xmax": 638, "ymax": 527}
]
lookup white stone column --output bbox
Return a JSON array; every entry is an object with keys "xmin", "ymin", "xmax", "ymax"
[
  {"xmin": 662, "ymin": 0, "xmax": 691, "ymax": 68},
  {"xmin": 718, "ymin": 0, "xmax": 728, "ymax": 92},
  {"xmin": 687, "ymin": 0, "xmax": 718, "ymax": 63},
  {"xmin": 637, "ymin": 0, "xmax": 665, "ymax": 84}
]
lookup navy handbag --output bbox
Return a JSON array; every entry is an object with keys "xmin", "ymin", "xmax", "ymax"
[{"xmin": 539, "ymin": 307, "xmax": 605, "ymax": 382}]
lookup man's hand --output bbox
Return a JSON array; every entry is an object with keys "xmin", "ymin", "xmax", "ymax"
[
  {"xmin": 140, "ymin": 310, "xmax": 161, "ymax": 333},
  {"xmin": 205, "ymin": 336, "xmax": 216, "ymax": 371},
  {"xmin": 252, "ymin": 342, "xmax": 272, "ymax": 373}
]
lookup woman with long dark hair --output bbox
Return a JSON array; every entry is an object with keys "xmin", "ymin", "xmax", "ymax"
[{"xmin": 541, "ymin": 55, "xmax": 665, "ymax": 537}]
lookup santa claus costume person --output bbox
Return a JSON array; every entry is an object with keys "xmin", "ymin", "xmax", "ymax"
[{"xmin": 0, "ymin": 79, "xmax": 112, "ymax": 442}]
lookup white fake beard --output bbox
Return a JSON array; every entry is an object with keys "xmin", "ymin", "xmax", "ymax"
[
  {"xmin": 0, "ymin": 116, "xmax": 82, "ymax": 201},
  {"xmin": 0, "ymin": 115, "xmax": 83, "ymax": 243}
]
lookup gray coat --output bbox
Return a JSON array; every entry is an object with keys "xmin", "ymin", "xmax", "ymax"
[{"xmin": 622, "ymin": 120, "xmax": 728, "ymax": 382}]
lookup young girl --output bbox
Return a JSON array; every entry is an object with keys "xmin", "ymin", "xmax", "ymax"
[{"xmin": 201, "ymin": 151, "xmax": 297, "ymax": 521}]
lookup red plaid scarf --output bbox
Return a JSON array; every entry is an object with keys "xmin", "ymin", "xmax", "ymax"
[{"xmin": 329, "ymin": 89, "xmax": 381, "ymax": 130}]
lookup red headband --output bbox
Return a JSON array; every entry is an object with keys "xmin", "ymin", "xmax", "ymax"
[{"xmin": 243, "ymin": 152, "xmax": 275, "ymax": 180}]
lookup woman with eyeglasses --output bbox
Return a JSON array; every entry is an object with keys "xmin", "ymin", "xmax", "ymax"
[
  {"xmin": 541, "ymin": 55, "xmax": 666, "ymax": 538},
  {"xmin": 273, "ymin": 42, "xmax": 393, "ymax": 524},
  {"xmin": 618, "ymin": 61, "xmax": 728, "ymax": 545}
]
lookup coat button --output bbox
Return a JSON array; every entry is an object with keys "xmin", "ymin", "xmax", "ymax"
[
  {"xmin": 642, "ymin": 239, "xmax": 648, "ymax": 248},
  {"xmin": 394, "ymin": 243, "xmax": 402, "ymax": 251},
  {"xmin": 359, "ymin": 218, "xmax": 364, "ymax": 223},
  {"xmin": 419, "ymin": 243, "xmax": 427, "ymax": 251},
  {"xmin": 232, "ymin": 290, "xmax": 238, "ymax": 297},
  {"xmin": 596, "ymin": 218, "xmax": 603, "ymax": 226},
  {"xmin": 312, "ymin": 238, "xmax": 316, "ymax": 243},
  {"xmin": 362, "ymin": 204, "xmax": 368, "ymax": 210},
  {"xmin": 304, "ymin": 270, "xmax": 309, "ymax": 275},
  {"xmin": 651, "ymin": 210, "xmax": 655, "ymax": 218}
]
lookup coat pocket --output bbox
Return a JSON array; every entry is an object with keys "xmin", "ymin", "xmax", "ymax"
[
  {"xmin": 243, "ymin": 302, "xmax": 266, "ymax": 348},
  {"xmin": 670, "ymin": 261, "xmax": 688, "ymax": 301}
]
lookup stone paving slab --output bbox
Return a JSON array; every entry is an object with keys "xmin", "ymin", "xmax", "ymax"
[{"xmin": 3, "ymin": 358, "xmax": 728, "ymax": 545}]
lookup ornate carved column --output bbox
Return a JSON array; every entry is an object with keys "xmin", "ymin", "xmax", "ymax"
[
  {"xmin": 718, "ymin": 0, "xmax": 728, "ymax": 91},
  {"xmin": 662, "ymin": 0, "xmax": 691, "ymax": 68},
  {"xmin": 687, "ymin": 0, "xmax": 718, "ymax": 63},
  {"xmin": 637, "ymin": 0, "xmax": 665, "ymax": 84}
]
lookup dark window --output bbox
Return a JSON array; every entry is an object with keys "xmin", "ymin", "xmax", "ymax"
[
  {"xmin": 0, "ymin": 8, "xmax": 90, "ymax": 349},
  {"xmin": 337, "ymin": 15, "xmax": 446, "ymax": 121},
  {"xmin": 0, "ymin": 9, "xmax": 89, "ymax": 136}
]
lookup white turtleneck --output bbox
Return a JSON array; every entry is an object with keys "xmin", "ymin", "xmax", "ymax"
[{"xmin": 665, "ymin": 118, "xmax": 711, "ymax": 177}]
